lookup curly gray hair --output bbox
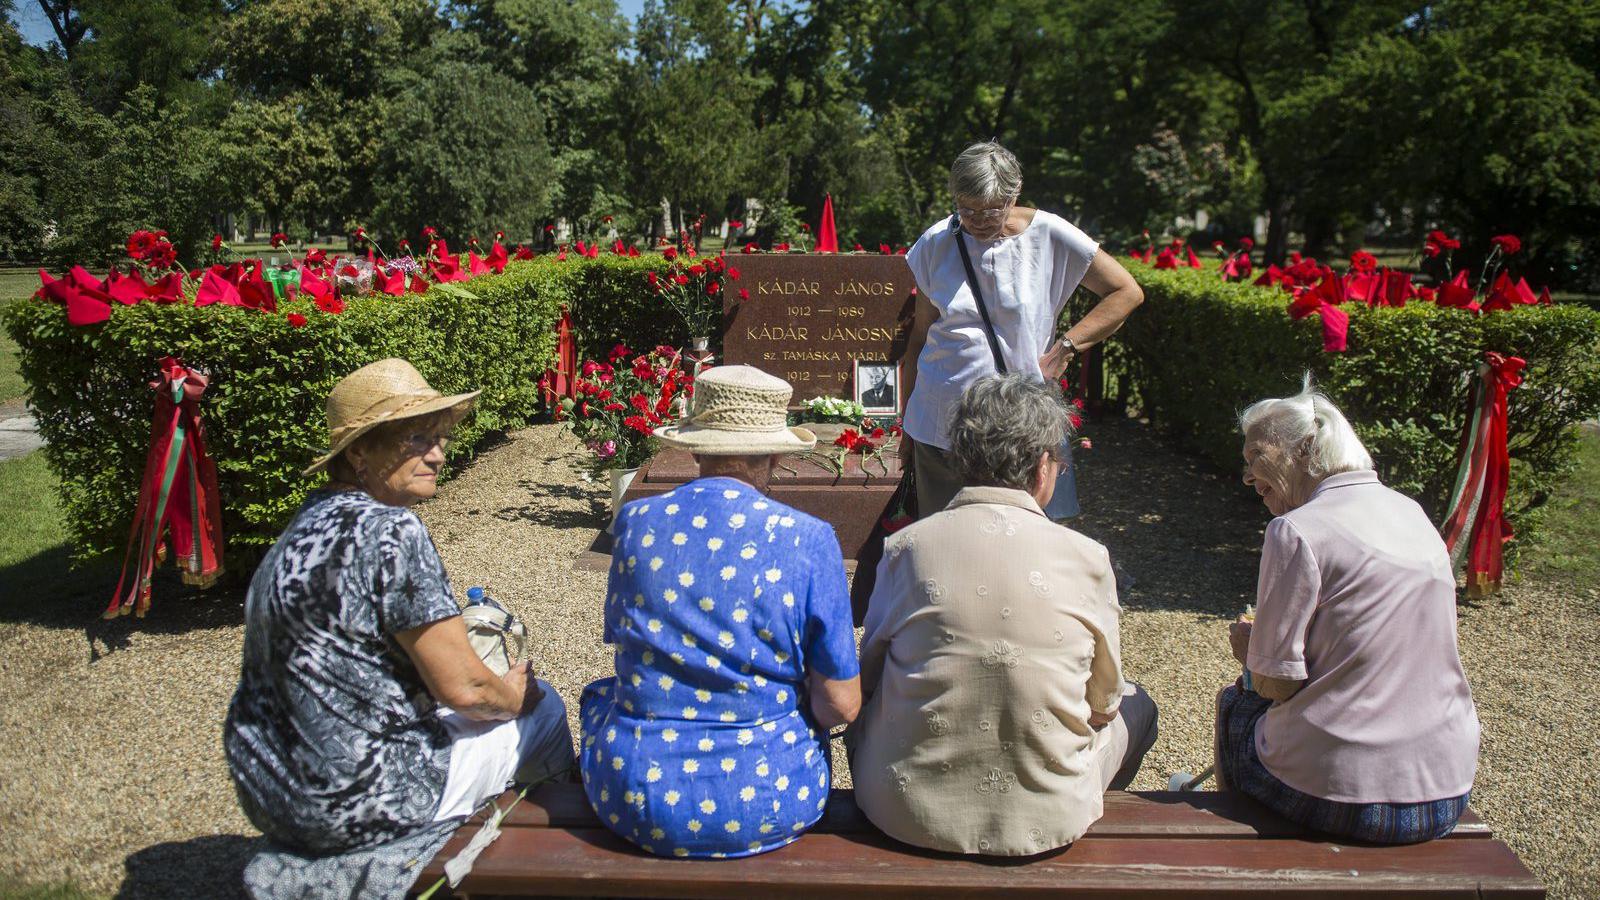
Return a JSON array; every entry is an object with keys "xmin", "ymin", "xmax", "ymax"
[
  {"xmin": 948, "ymin": 373, "xmax": 1073, "ymax": 492},
  {"xmin": 948, "ymin": 141, "xmax": 1023, "ymax": 205}
]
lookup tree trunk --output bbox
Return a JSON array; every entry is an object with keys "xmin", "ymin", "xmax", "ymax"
[{"xmin": 1264, "ymin": 186, "xmax": 1292, "ymax": 266}]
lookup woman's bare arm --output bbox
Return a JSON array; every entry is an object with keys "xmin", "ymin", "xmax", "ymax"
[
  {"xmin": 394, "ymin": 616, "xmax": 540, "ymax": 721},
  {"xmin": 807, "ymin": 670, "xmax": 862, "ymax": 731}
]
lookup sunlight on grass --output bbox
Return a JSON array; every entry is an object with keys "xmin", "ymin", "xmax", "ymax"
[
  {"xmin": 0, "ymin": 452, "xmax": 62, "ymax": 568},
  {"xmin": 1522, "ymin": 427, "xmax": 1600, "ymax": 589}
]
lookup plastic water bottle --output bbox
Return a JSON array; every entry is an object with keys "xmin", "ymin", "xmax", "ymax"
[{"xmin": 466, "ymin": 585, "xmax": 510, "ymax": 615}]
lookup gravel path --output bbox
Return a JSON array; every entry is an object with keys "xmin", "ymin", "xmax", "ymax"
[{"xmin": 0, "ymin": 419, "xmax": 1594, "ymax": 897}]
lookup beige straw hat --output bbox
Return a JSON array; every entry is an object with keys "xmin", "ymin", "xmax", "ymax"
[
  {"xmin": 654, "ymin": 365, "xmax": 816, "ymax": 455},
  {"xmin": 302, "ymin": 358, "xmax": 481, "ymax": 475}
]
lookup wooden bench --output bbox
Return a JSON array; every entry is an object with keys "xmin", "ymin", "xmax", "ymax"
[{"xmin": 412, "ymin": 784, "xmax": 1542, "ymax": 897}]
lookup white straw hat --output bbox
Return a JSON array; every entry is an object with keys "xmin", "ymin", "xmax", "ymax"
[
  {"xmin": 654, "ymin": 365, "xmax": 816, "ymax": 455},
  {"xmin": 303, "ymin": 358, "xmax": 481, "ymax": 475}
]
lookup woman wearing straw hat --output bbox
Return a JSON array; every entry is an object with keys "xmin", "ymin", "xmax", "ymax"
[
  {"xmin": 577, "ymin": 365, "xmax": 862, "ymax": 858},
  {"xmin": 225, "ymin": 359, "xmax": 574, "ymax": 893}
]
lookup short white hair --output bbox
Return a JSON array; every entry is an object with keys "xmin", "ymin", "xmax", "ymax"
[
  {"xmin": 1239, "ymin": 374, "xmax": 1373, "ymax": 477},
  {"xmin": 949, "ymin": 142, "xmax": 1023, "ymax": 204}
]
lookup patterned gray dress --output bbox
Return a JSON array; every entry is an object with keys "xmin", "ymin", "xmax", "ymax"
[{"xmin": 225, "ymin": 488, "xmax": 461, "ymax": 854}]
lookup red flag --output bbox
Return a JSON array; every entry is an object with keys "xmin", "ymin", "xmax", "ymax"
[
  {"xmin": 1185, "ymin": 245, "xmax": 1203, "ymax": 269},
  {"xmin": 816, "ymin": 194, "xmax": 839, "ymax": 253}
]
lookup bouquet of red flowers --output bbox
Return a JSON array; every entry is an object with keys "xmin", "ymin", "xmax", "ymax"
[
  {"xmin": 557, "ymin": 344, "xmax": 695, "ymax": 476},
  {"xmin": 646, "ymin": 252, "xmax": 739, "ymax": 339}
]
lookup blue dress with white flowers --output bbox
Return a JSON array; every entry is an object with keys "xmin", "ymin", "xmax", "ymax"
[{"xmin": 578, "ymin": 477, "xmax": 859, "ymax": 858}]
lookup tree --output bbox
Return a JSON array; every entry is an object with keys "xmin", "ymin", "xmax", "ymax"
[
  {"xmin": 369, "ymin": 60, "xmax": 555, "ymax": 243},
  {"xmin": 40, "ymin": 84, "xmax": 224, "ymax": 266},
  {"xmin": 448, "ymin": 0, "xmax": 631, "ymax": 225}
]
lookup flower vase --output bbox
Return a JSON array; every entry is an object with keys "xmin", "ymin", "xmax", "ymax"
[
  {"xmin": 686, "ymin": 337, "xmax": 713, "ymax": 377},
  {"xmin": 607, "ymin": 466, "xmax": 640, "ymax": 534}
]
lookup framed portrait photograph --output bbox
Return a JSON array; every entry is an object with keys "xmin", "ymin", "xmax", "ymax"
[{"xmin": 854, "ymin": 360, "xmax": 900, "ymax": 415}]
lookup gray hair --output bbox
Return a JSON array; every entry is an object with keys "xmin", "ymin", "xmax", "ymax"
[
  {"xmin": 948, "ymin": 374, "xmax": 1073, "ymax": 492},
  {"xmin": 949, "ymin": 142, "xmax": 1023, "ymax": 205},
  {"xmin": 1238, "ymin": 374, "xmax": 1373, "ymax": 477}
]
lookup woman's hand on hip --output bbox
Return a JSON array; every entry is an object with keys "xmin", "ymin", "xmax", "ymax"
[{"xmin": 1039, "ymin": 338, "xmax": 1074, "ymax": 381}]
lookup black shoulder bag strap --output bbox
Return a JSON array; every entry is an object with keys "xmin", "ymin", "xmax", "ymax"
[{"xmin": 951, "ymin": 215, "xmax": 1007, "ymax": 374}]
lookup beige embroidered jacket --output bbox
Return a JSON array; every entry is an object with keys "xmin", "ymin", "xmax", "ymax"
[{"xmin": 849, "ymin": 486, "xmax": 1124, "ymax": 855}]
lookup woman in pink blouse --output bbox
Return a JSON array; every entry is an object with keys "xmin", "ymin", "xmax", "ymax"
[{"xmin": 1216, "ymin": 378, "xmax": 1480, "ymax": 843}]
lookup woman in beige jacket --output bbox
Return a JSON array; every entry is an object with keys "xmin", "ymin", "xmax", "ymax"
[{"xmin": 849, "ymin": 373, "xmax": 1157, "ymax": 855}]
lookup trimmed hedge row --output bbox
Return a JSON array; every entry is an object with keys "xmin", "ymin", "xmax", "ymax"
[
  {"xmin": 3, "ymin": 254, "xmax": 674, "ymax": 567},
  {"xmin": 1115, "ymin": 264, "xmax": 1600, "ymax": 550}
]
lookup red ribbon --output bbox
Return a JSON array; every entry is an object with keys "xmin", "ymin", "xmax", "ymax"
[
  {"xmin": 1286, "ymin": 273, "xmax": 1350, "ymax": 352},
  {"xmin": 106, "ymin": 357, "xmax": 226, "ymax": 618},
  {"xmin": 1440, "ymin": 352, "xmax": 1525, "ymax": 598}
]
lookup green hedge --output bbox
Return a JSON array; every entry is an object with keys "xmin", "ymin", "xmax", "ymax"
[
  {"xmin": 3, "ymin": 254, "xmax": 676, "ymax": 568},
  {"xmin": 1116, "ymin": 264, "xmax": 1600, "ymax": 549}
]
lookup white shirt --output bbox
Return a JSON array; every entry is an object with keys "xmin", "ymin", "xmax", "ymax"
[{"xmin": 902, "ymin": 211, "xmax": 1099, "ymax": 449}]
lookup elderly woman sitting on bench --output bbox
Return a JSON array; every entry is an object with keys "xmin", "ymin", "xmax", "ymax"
[
  {"xmin": 1216, "ymin": 377, "xmax": 1480, "ymax": 843},
  {"xmin": 850, "ymin": 373, "xmax": 1157, "ymax": 856},
  {"xmin": 578, "ymin": 366, "xmax": 861, "ymax": 859}
]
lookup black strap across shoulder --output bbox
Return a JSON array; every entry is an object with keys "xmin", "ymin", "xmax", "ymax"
[{"xmin": 951, "ymin": 214, "xmax": 1007, "ymax": 374}]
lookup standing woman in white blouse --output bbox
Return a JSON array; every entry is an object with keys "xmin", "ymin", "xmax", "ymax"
[{"xmin": 900, "ymin": 142, "xmax": 1145, "ymax": 516}]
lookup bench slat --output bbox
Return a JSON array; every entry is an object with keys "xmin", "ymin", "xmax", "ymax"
[
  {"xmin": 417, "ymin": 827, "xmax": 1541, "ymax": 898},
  {"xmin": 496, "ymin": 785, "xmax": 1490, "ymax": 840}
]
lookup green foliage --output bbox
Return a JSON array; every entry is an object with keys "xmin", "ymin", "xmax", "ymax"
[
  {"xmin": 37, "ymin": 85, "xmax": 224, "ymax": 267},
  {"xmin": 369, "ymin": 60, "xmax": 555, "ymax": 242},
  {"xmin": 0, "ymin": 258, "xmax": 614, "ymax": 565},
  {"xmin": 1117, "ymin": 263, "xmax": 1600, "ymax": 553}
]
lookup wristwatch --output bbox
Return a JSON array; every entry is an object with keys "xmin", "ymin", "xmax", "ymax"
[{"xmin": 1058, "ymin": 335, "xmax": 1079, "ymax": 355}]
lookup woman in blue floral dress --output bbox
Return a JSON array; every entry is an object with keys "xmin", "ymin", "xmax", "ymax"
[{"xmin": 579, "ymin": 366, "xmax": 861, "ymax": 858}]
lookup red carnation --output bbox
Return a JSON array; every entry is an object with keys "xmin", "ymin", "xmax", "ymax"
[
  {"xmin": 1490, "ymin": 234, "xmax": 1522, "ymax": 255},
  {"xmin": 146, "ymin": 241, "xmax": 177, "ymax": 269},
  {"xmin": 211, "ymin": 234, "xmax": 223, "ymax": 251},
  {"xmin": 286, "ymin": 312, "xmax": 307, "ymax": 328},
  {"xmin": 354, "ymin": 227, "xmax": 366, "ymax": 239},
  {"xmin": 737, "ymin": 288, "xmax": 750, "ymax": 301},
  {"xmin": 647, "ymin": 271, "xmax": 660, "ymax": 290},
  {"xmin": 799, "ymin": 223, "xmax": 810, "ymax": 232},
  {"xmin": 705, "ymin": 281, "xmax": 719, "ymax": 296},
  {"xmin": 398, "ymin": 238, "xmax": 411, "ymax": 249},
  {"xmin": 305, "ymin": 247, "xmax": 327, "ymax": 265},
  {"xmin": 314, "ymin": 295, "xmax": 344, "ymax": 314},
  {"xmin": 1350, "ymin": 250, "xmax": 1377, "ymax": 273},
  {"xmin": 270, "ymin": 232, "xmax": 288, "ymax": 249},
  {"xmin": 688, "ymin": 264, "xmax": 706, "ymax": 276},
  {"xmin": 663, "ymin": 247, "xmax": 678, "ymax": 260},
  {"xmin": 853, "ymin": 243, "xmax": 863, "ymax": 251},
  {"xmin": 743, "ymin": 243, "xmax": 760, "ymax": 254},
  {"xmin": 727, "ymin": 266, "xmax": 741, "ymax": 281},
  {"xmin": 545, "ymin": 224, "xmax": 555, "ymax": 233},
  {"xmin": 879, "ymin": 243, "xmax": 891, "ymax": 254},
  {"xmin": 126, "ymin": 230, "xmax": 156, "ymax": 260},
  {"xmin": 1239, "ymin": 237, "xmax": 1254, "ymax": 251},
  {"xmin": 422, "ymin": 226, "xmax": 438, "ymax": 238},
  {"xmin": 602, "ymin": 216, "xmax": 614, "ymax": 224},
  {"xmin": 674, "ymin": 274, "xmax": 689, "ymax": 286}
]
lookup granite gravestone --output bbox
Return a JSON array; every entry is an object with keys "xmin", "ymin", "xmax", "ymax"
[
  {"xmin": 595, "ymin": 253, "xmax": 916, "ymax": 569},
  {"xmin": 721, "ymin": 253, "xmax": 916, "ymax": 406}
]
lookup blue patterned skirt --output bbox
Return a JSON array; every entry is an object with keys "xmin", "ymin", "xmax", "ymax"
[{"xmin": 1216, "ymin": 683, "xmax": 1469, "ymax": 844}]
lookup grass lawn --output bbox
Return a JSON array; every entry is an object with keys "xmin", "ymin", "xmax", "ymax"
[{"xmin": 1521, "ymin": 426, "xmax": 1600, "ymax": 589}]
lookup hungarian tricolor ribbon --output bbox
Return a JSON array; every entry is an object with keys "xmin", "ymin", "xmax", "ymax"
[
  {"xmin": 105, "ymin": 357, "xmax": 225, "ymax": 618},
  {"xmin": 1440, "ymin": 351, "xmax": 1525, "ymax": 598}
]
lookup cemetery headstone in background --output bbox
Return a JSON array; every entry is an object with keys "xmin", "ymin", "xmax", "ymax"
[
  {"xmin": 721, "ymin": 254, "xmax": 915, "ymax": 405},
  {"xmin": 595, "ymin": 254, "xmax": 916, "ymax": 569}
]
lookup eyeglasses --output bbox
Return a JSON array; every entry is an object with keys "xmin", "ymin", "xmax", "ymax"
[
  {"xmin": 403, "ymin": 430, "xmax": 453, "ymax": 456},
  {"xmin": 956, "ymin": 198, "xmax": 1016, "ymax": 224}
]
